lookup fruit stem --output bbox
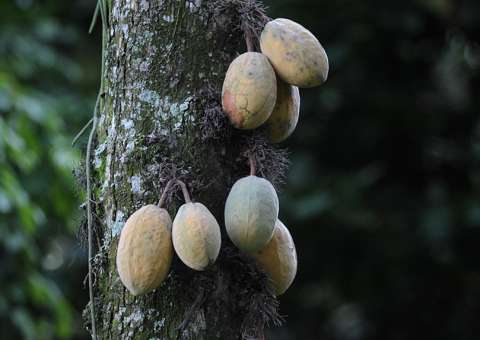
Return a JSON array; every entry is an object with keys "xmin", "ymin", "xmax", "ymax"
[
  {"xmin": 249, "ymin": 153, "xmax": 257, "ymax": 176},
  {"xmin": 245, "ymin": 32, "xmax": 254, "ymax": 52},
  {"xmin": 158, "ymin": 179, "xmax": 175, "ymax": 208},
  {"xmin": 176, "ymin": 180, "xmax": 192, "ymax": 203}
]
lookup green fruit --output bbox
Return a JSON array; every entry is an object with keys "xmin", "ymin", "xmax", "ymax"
[
  {"xmin": 224, "ymin": 176, "xmax": 279, "ymax": 253},
  {"xmin": 172, "ymin": 202, "xmax": 221, "ymax": 271}
]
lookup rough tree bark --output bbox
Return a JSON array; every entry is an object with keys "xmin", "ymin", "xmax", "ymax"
[{"xmin": 84, "ymin": 1, "xmax": 288, "ymax": 339}]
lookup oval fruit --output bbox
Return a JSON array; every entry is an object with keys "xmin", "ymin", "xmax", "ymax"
[
  {"xmin": 254, "ymin": 220, "xmax": 297, "ymax": 295},
  {"xmin": 172, "ymin": 202, "xmax": 221, "ymax": 271},
  {"xmin": 222, "ymin": 52, "xmax": 277, "ymax": 129},
  {"xmin": 265, "ymin": 78, "xmax": 300, "ymax": 143},
  {"xmin": 116, "ymin": 205, "xmax": 173, "ymax": 296},
  {"xmin": 260, "ymin": 18, "xmax": 329, "ymax": 88},
  {"xmin": 225, "ymin": 176, "xmax": 279, "ymax": 253}
]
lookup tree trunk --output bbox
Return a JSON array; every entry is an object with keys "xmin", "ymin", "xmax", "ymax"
[{"xmin": 85, "ymin": 0, "xmax": 287, "ymax": 339}]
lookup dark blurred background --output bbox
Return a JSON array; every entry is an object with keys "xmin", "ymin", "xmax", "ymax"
[{"xmin": 0, "ymin": 0, "xmax": 479, "ymax": 339}]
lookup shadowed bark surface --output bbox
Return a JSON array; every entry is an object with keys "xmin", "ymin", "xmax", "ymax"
[{"xmin": 84, "ymin": 0, "xmax": 287, "ymax": 339}]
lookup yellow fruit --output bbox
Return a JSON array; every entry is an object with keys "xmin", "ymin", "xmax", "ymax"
[
  {"xmin": 254, "ymin": 220, "xmax": 297, "ymax": 295},
  {"xmin": 265, "ymin": 78, "xmax": 300, "ymax": 143},
  {"xmin": 224, "ymin": 176, "xmax": 279, "ymax": 253},
  {"xmin": 222, "ymin": 52, "xmax": 277, "ymax": 129},
  {"xmin": 172, "ymin": 202, "xmax": 221, "ymax": 271},
  {"xmin": 116, "ymin": 205, "xmax": 173, "ymax": 296},
  {"xmin": 260, "ymin": 18, "xmax": 329, "ymax": 88}
]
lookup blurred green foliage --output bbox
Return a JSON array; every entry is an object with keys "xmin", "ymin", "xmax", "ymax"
[
  {"xmin": 0, "ymin": 0, "xmax": 479, "ymax": 339},
  {"xmin": 0, "ymin": 0, "xmax": 98, "ymax": 338}
]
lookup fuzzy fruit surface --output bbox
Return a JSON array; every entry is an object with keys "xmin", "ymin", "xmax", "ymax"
[
  {"xmin": 265, "ymin": 77, "xmax": 300, "ymax": 143},
  {"xmin": 225, "ymin": 175, "xmax": 279, "ymax": 254},
  {"xmin": 260, "ymin": 18, "xmax": 329, "ymax": 88},
  {"xmin": 172, "ymin": 202, "xmax": 221, "ymax": 271},
  {"xmin": 222, "ymin": 52, "xmax": 277, "ymax": 129},
  {"xmin": 254, "ymin": 220, "xmax": 297, "ymax": 295},
  {"xmin": 116, "ymin": 205, "xmax": 173, "ymax": 296}
]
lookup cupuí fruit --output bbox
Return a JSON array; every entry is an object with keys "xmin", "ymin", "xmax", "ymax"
[
  {"xmin": 265, "ymin": 78, "xmax": 300, "ymax": 143},
  {"xmin": 172, "ymin": 202, "xmax": 221, "ymax": 271},
  {"xmin": 116, "ymin": 205, "xmax": 173, "ymax": 296},
  {"xmin": 225, "ymin": 175, "xmax": 279, "ymax": 253},
  {"xmin": 260, "ymin": 18, "xmax": 329, "ymax": 88},
  {"xmin": 222, "ymin": 52, "xmax": 277, "ymax": 129},
  {"xmin": 254, "ymin": 220, "xmax": 297, "ymax": 295}
]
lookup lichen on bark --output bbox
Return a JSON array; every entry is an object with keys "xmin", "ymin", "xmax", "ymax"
[{"xmin": 83, "ymin": 1, "xmax": 287, "ymax": 339}]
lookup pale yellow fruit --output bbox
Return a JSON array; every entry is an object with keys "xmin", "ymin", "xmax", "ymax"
[
  {"xmin": 265, "ymin": 78, "xmax": 300, "ymax": 143},
  {"xmin": 116, "ymin": 205, "xmax": 173, "ymax": 296},
  {"xmin": 172, "ymin": 202, "xmax": 221, "ymax": 271},
  {"xmin": 222, "ymin": 52, "xmax": 277, "ymax": 129},
  {"xmin": 254, "ymin": 220, "xmax": 297, "ymax": 295},
  {"xmin": 260, "ymin": 18, "xmax": 329, "ymax": 88}
]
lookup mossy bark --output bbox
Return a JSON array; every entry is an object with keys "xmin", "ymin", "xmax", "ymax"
[{"xmin": 86, "ymin": 1, "xmax": 283, "ymax": 339}]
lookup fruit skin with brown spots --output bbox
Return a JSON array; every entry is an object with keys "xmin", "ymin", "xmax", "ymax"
[
  {"xmin": 222, "ymin": 52, "xmax": 277, "ymax": 129},
  {"xmin": 224, "ymin": 175, "xmax": 279, "ymax": 254},
  {"xmin": 265, "ymin": 78, "xmax": 300, "ymax": 143},
  {"xmin": 260, "ymin": 18, "xmax": 329, "ymax": 88},
  {"xmin": 254, "ymin": 220, "xmax": 297, "ymax": 295},
  {"xmin": 172, "ymin": 202, "xmax": 221, "ymax": 271},
  {"xmin": 116, "ymin": 205, "xmax": 173, "ymax": 296}
]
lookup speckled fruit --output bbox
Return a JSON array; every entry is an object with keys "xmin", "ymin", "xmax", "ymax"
[
  {"xmin": 222, "ymin": 52, "xmax": 277, "ymax": 129},
  {"xmin": 116, "ymin": 205, "xmax": 173, "ymax": 296},
  {"xmin": 254, "ymin": 220, "xmax": 297, "ymax": 295},
  {"xmin": 260, "ymin": 18, "xmax": 329, "ymax": 88},
  {"xmin": 265, "ymin": 78, "xmax": 300, "ymax": 143},
  {"xmin": 225, "ymin": 176, "xmax": 279, "ymax": 253},
  {"xmin": 172, "ymin": 202, "xmax": 221, "ymax": 271}
]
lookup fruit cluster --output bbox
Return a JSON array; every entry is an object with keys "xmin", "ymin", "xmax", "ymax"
[
  {"xmin": 222, "ymin": 18, "xmax": 329, "ymax": 142},
  {"xmin": 115, "ymin": 17, "xmax": 328, "ymax": 297},
  {"xmin": 116, "ymin": 179, "xmax": 221, "ymax": 296},
  {"xmin": 224, "ymin": 156, "xmax": 297, "ymax": 295},
  {"xmin": 116, "ymin": 158, "xmax": 296, "ymax": 296}
]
